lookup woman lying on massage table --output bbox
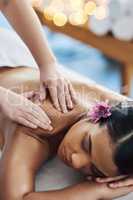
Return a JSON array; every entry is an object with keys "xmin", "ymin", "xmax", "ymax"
[{"xmin": 0, "ymin": 67, "xmax": 133, "ymax": 200}]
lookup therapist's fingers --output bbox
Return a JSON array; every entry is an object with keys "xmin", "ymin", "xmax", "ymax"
[
  {"xmin": 58, "ymin": 82, "xmax": 68, "ymax": 113},
  {"xmin": 39, "ymin": 83, "xmax": 47, "ymax": 101},
  {"xmin": 23, "ymin": 91, "xmax": 35, "ymax": 99},
  {"xmin": 48, "ymin": 82, "xmax": 61, "ymax": 111},
  {"xmin": 17, "ymin": 117, "xmax": 38, "ymax": 129},
  {"xmin": 68, "ymin": 83, "xmax": 77, "ymax": 104},
  {"xmin": 31, "ymin": 104, "xmax": 51, "ymax": 124},
  {"xmin": 23, "ymin": 111, "xmax": 52, "ymax": 131},
  {"xmin": 64, "ymin": 83, "xmax": 73, "ymax": 109}
]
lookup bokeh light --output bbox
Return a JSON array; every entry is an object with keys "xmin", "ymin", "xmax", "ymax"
[
  {"xmin": 53, "ymin": 12, "xmax": 67, "ymax": 26},
  {"xmin": 69, "ymin": 10, "xmax": 88, "ymax": 26},
  {"xmin": 84, "ymin": 1, "xmax": 96, "ymax": 15},
  {"xmin": 37, "ymin": 0, "xmax": 109, "ymax": 26},
  {"xmin": 94, "ymin": 5, "xmax": 109, "ymax": 20},
  {"xmin": 70, "ymin": 0, "xmax": 84, "ymax": 9},
  {"xmin": 43, "ymin": 6, "xmax": 56, "ymax": 21}
]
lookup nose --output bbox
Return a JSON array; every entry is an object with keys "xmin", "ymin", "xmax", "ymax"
[{"xmin": 71, "ymin": 153, "xmax": 91, "ymax": 170}]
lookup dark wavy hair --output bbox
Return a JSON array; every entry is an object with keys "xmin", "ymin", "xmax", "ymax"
[{"xmin": 99, "ymin": 101, "xmax": 133, "ymax": 175}]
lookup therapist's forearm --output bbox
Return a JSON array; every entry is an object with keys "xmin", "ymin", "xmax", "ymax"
[{"xmin": 1, "ymin": 0, "xmax": 56, "ymax": 69}]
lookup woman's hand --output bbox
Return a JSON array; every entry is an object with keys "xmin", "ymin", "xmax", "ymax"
[
  {"xmin": 39, "ymin": 63, "xmax": 77, "ymax": 113},
  {"xmin": 0, "ymin": 87, "xmax": 53, "ymax": 130},
  {"xmin": 98, "ymin": 181, "xmax": 133, "ymax": 200},
  {"xmin": 96, "ymin": 175, "xmax": 133, "ymax": 188},
  {"xmin": 70, "ymin": 181, "xmax": 133, "ymax": 200}
]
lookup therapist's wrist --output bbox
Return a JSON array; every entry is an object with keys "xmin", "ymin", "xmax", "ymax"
[
  {"xmin": 0, "ymin": 87, "xmax": 6, "ymax": 110},
  {"xmin": 39, "ymin": 59, "xmax": 59, "ymax": 73}
]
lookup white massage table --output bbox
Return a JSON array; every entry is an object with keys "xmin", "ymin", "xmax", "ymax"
[{"xmin": 0, "ymin": 27, "xmax": 132, "ymax": 200}]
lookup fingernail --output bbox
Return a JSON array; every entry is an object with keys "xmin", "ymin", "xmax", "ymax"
[
  {"xmin": 48, "ymin": 120, "xmax": 51, "ymax": 124},
  {"xmin": 86, "ymin": 176, "xmax": 92, "ymax": 181},
  {"xmin": 56, "ymin": 106, "xmax": 61, "ymax": 112},
  {"xmin": 63, "ymin": 109, "xmax": 68, "ymax": 113},
  {"xmin": 96, "ymin": 178, "xmax": 102, "ymax": 182},
  {"xmin": 69, "ymin": 104, "xmax": 73, "ymax": 109},
  {"xmin": 48, "ymin": 126, "xmax": 53, "ymax": 131},
  {"xmin": 109, "ymin": 183, "xmax": 116, "ymax": 188},
  {"xmin": 32, "ymin": 125, "xmax": 37, "ymax": 129},
  {"xmin": 58, "ymin": 108, "xmax": 61, "ymax": 112}
]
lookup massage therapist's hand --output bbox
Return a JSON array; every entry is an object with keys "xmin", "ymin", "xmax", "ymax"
[
  {"xmin": 0, "ymin": 87, "xmax": 52, "ymax": 130},
  {"xmin": 39, "ymin": 63, "xmax": 77, "ymax": 113}
]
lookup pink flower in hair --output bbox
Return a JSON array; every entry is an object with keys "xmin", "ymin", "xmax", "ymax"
[{"xmin": 88, "ymin": 101, "xmax": 112, "ymax": 123}]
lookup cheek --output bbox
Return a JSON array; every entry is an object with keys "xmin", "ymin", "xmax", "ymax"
[{"xmin": 71, "ymin": 152, "xmax": 90, "ymax": 170}]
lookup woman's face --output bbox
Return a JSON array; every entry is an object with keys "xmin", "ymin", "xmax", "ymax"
[{"xmin": 58, "ymin": 117, "xmax": 118, "ymax": 177}]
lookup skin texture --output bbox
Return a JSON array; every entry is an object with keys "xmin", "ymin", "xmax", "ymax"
[{"xmin": 0, "ymin": 67, "xmax": 131, "ymax": 200}]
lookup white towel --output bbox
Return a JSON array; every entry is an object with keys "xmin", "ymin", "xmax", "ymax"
[{"xmin": 0, "ymin": 27, "xmax": 37, "ymax": 67}]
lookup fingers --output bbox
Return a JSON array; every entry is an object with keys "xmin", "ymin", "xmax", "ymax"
[
  {"xmin": 42, "ymin": 75, "xmax": 77, "ymax": 113},
  {"xmin": 17, "ymin": 117, "xmax": 37, "ymax": 129},
  {"xmin": 22, "ymin": 91, "xmax": 35, "ymax": 99},
  {"xmin": 22, "ymin": 99, "xmax": 53, "ymax": 130},
  {"xmin": 64, "ymin": 83, "xmax": 73, "ymax": 110},
  {"xmin": 48, "ymin": 80, "xmax": 76, "ymax": 113},
  {"xmin": 39, "ymin": 84, "xmax": 47, "ymax": 101},
  {"xmin": 68, "ymin": 82, "xmax": 77, "ymax": 104},
  {"xmin": 109, "ymin": 177, "xmax": 133, "ymax": 188},
  {"xmin": 58, "ymin": 82, "xmax": 68, "ymax": 113},
  {"xmin": 33, "ymin": 104, "xmax": 51, "ymax": 124},
  {"xmin": 109, "ymin": 185, "xmax": 133, "ymax": 199},
  {"xmin": 48, "ymin": 82, "xmax": 61, "ymax": 111},
  {"xmin": 96, "ymin": 175, "xmax": 128, "ymax": 183},
  {"xmin": 23, "ymin": 111, "xmax": 53, "ymax": 131},
  {"xmin": 96, "ymin": 175, "xmax": 133, "ymax": 189}
]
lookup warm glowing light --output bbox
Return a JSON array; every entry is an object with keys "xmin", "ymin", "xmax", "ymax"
[
  {"xmin": 43, "ymin": 7, "xmax": 56, "ymax": 21},
  {"xmin": 96, "ymin": 0, "xmax": 109, "ymax": 6},
  {"xmin": 84, "ymin": 1, "xmax": 96, "ymax": 15},
  {"xmin": 94, "ymin": 6, "xmax": 108, "ymax": 20},
  {"xmin": 69, "ymin": 11, "xmax": 88, "ymax": 26},
  {"xmin": 50, "ymin": 0, "xmax": 65, "ymax": 12},
  {"xmin": 70, "ymin": 0, "xmax": 83, "ymax": 10},
  {"xmin": 53, "ymin": 12, "xmax": 67, "ymax": 26},
  {"xmin": 41, "ymin": 0, "xmax": 109, "ymax": 27}
]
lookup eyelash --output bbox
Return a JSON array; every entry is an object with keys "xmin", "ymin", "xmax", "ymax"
[
  {"xmin": 91, "ymin": 165, "xmax": 99, "ymax": 177},
  {"xmin": 82, "ymin": 135, "xmax": 91, "ymax": 154},
  {"xmin": 91, "ymin": 165, "xmax": 106, "ymax": 178}
]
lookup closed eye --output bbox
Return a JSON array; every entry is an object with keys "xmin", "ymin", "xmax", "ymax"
[
  {"xmin": 91, "ymin": 164, "xmax": 106, "ymax": 178},
  {"xmin": 82, "ymin": 133, "xmax": 92, "ymax": 155}
]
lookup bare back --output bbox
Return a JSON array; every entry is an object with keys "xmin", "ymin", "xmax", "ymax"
[{"xmin": 0, "ymin": 66, "xmax": 92, "ymax": 153}]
